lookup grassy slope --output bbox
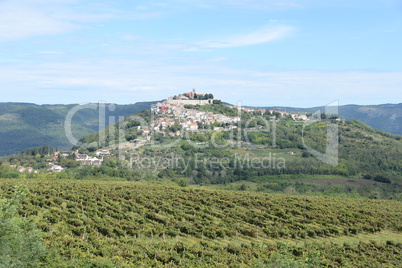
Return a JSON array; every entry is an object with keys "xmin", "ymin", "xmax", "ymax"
[
  {"xmin": 126, "ymin": 119, "xmax": 402, "ymax": 183},
  {"xmin": 67, "ymin": 107, "xmax": 401, "ymax": 201},
  {"xmin": 1, "ymin": 179, "xmax": 401, "ymax": 267}
]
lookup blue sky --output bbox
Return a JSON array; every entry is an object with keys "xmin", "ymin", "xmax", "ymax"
[{"xmin": 0, "ymin": 0, "xmax": 401, "ymax": 107}]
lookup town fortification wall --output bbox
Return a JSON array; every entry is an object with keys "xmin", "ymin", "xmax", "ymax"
[{"xmin": 166, "ymin": 99, "xmax": 212, "ymax": 105}]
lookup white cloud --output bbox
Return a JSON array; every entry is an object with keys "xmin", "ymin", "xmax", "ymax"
[
  {"xmin": 124, "ymin": 11, "xmax": 168, "ymax": 20},
  {"xmin": 0, "ymin": 0, "xmax": 118, "ymax": 42},
  {"xmin": 38, "ymin": 51, "xmax": 64, "ymax": 55},
  {"xmin": 220, "ymin": 0, "xmax": 303, "ymax": 10},
  {"xmin": 0, "ymin": 0, "xmax": 175, "ymax": 42},
  {"xmin": 194, "ymin": 25, "xmax": 294, "ymax": 49},
  {"xmin": 0, "ymin": 57, "xmax": 401, "ymax": 107},
  {"xmin": 53, "ymin": 12, "xmax": 116, "ymax": 23},
  {"xmin": 172, "ymin": 0, "xmax": 303, "ymax": 10},
  {"xmin": 0, "ymin": 2, "xmax": 78, "ymax": 41}
]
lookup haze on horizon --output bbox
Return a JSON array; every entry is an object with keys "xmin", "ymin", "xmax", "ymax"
[{"xmin": 0, "ymin": 0, "xmax": 401, "ymax": 108}]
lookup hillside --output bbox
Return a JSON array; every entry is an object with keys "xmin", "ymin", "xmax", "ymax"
[
  {"xmin": 63, "ymin": 102, "xmax": 402, "ymax": 200},
  {"xmin": 0, "ymin": 101, "xmax": 157, "ymax": 156},
  {"xmin": 1, "ymin": 179, "xmax": 401, "ymax": 267},
  {"xmin": 2, "ymin": 100, "xmax": 401, "ymax": 199},
  {"xmin": 1, "ymin": 99, "xmax": 402, "ymax": 267},
  {"xmin": 0, "ymin": 101, "xmax": 401, "ymax": 156},
  {"xmin": 255, "ymin": 103, "xmax": 402, "ymax": 136}
]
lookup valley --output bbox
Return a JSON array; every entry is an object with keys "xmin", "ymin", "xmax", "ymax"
[{"xmin": 1, "ymin": 93, "xmax": 401, "ymax": 267}]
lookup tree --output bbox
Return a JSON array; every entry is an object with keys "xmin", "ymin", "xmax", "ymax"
[
  {"xmin": 0, "ymin": 185, "xmax": 47, "ymax": 267},
  {"xmin": 177, "ymin": 179, "xmax": 188, "ymax": 187},
  {"xmin": 239, "ymin": 183, "xmax": 248, "ymax": 191},
  {"xmin": 212, "ymin": 121, "xmax": 222, "ymax": 128},
  {"xmin": 59, "ymin": 158, "xmax": 80, "ymax": 168},
  {"xmin": 374, "ymin": 174, "xmax": 391, "ymax": 184}
]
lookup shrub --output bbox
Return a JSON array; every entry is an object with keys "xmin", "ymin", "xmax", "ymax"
[{"xmin": 0, "ymin": 186, "xmax": 47, "ymax": 267}]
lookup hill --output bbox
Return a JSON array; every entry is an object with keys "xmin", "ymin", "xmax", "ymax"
[
  {"xmin": 255, "ymin": 103, "xmax": 402, "ymax": 136},
  {"xmin": 0, "ymin": 101, "xmax": 401, "ymax": 156},
  {"xmin": 0, "ymin": 179, "xmax": 401, "ymax": 267},
  {"xmin": 0, "ymin": 101, "xmax": 158, "ymax": 156},
  {"xmin": 1, "ymin": 97, "xmax": 401, "ymax": 267},
  {"xmin": 2, "ymin": 100, "xmax": 401, "ymax": 200},
  {"xmin": 66, "ymin": 102, "xmax": 402, "ymax": 200}
]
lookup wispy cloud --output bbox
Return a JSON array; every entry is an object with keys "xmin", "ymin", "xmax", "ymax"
[
  {"xmin": 0, "ymin": 1, "xmax": 173, "ymax": 42},
  {"xmin": 192, "ymin": 25, "xmax": 294, "ymax": 49},
  {"xmin": 172, "ymin": 0, "xmax": 303, "ymax": 10},
  {"xmin": 0, "ymin": 1, "xmax": 121, "ymax": 42},
  {"xmin": 219, "ymin": 0, "xmax": 303, "ymax": 10},
  {"xmin": 0, "ymin": 0, "xmax": 400, "ymax": 108},
  {"xmin": 0, "ymin": 2, "xmax": 78, "ymax": 42},
  {"xmin": 53, "ymin": 12, "xmax": 115, "ymax": 23},
  {"xmin": 1, "ymin": 56, "xmax": 401, "ymax": 107}
]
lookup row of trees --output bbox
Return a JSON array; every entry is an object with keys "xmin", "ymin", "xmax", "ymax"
[
  {"xmin": 20, "ymin": 144, "xmax": 55, "ymax": 157},
  {"xmin": 194, "ymin": 93, "xmax": 214, "ymax": 100}
]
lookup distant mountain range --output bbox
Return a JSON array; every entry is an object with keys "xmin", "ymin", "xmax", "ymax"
[
  {"xmin": 0, "ymin": 101, "xmax": 400, "ymax": 156},
  {"xmin": 0, "ymin": 101, "xmax": 158, "ymax": 156}
]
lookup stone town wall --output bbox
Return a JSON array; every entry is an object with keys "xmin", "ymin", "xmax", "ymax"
[{"xmin": 166, "ymin": 98, "xmax": 212, "ymax": 105}]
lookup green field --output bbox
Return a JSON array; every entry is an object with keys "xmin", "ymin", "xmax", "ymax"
[{"xmin": 1, "ymin": 179, "xmax": 401, "ymax": 267}]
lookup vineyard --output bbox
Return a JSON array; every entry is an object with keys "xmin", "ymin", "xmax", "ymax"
[{"xmin": 0, "ymin": 179, "xmax": 401, "ymax": 267}]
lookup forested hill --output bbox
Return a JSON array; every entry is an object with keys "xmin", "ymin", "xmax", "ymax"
[
  {"xmin": 0, "ymin": 101, "xmax": 401, "ymax": 156},
  {"xmin": 254, "ymin": 103, "xmax": 402, "ymax": 136},
  {"xmin": 0, "ymin": 101, "xmax": 158, "ymax": 156},
  {"xmin": 77, "ymin": 103, "xmax": 402, "ymax": 192}
]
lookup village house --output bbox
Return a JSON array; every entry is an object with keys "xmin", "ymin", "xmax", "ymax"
[
  {"xmin": 225, "ymin": 125, "xmax": 238, "ymax": 130},
  {"xmin": 73, "ymin": 150, "xmax": 103, "ymax": 165},
  {"xmin": 291, "ymin": 114, "xmax": 308, "ymax": 121},
  {"xmin": 96, "ymin": 149, "xmax": 110, "ymax": 156},
  {"xmin": 298, "ymin": 114, "xmax": 308, "ymax": 120},
  {"xmin": 18, "ymin": 166, "xmax": 26, "ymax": 173},
  {"xmin": 213, "ymin": 127, "xmax": 224, "ymax": 131},
  {"xmin": 76, "ymin": 154, "xmax": 103, "ymax": 165},
  {"xmin": 189, "ymin": 123, "xmax": 198, "ymax": 131},
  {"xmin": 139, "ymin": 129, "xmax": 150, "ymax": 136},
  {"xmin": 51, "ymin": 165, "xmax": 64, "ymax": 172}
]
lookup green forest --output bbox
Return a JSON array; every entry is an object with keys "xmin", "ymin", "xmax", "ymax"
[{"xmin": 0, "ymin": 102, "xmax": 157, "ymax": 156}]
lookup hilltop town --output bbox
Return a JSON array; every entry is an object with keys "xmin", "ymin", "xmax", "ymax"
[
  {"xmin": 4, "ymin": 90, "xmax": 313, "ymax": 175},
  {"xmin": 150, "ymin": 90, "xmax": 240, "ymax": 133},
  {"xmin": 148, "ymin": 89, "xmax": 308, "ymax": 135}
]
